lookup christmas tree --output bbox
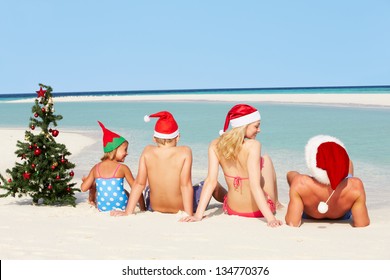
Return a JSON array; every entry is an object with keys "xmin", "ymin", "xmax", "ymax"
[{"xmin": 0, "ymin": 84, "xmax": 77, "ymax": 206}]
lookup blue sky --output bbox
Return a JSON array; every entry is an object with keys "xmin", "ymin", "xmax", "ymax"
[{"xmin": 1, "ymin": 0, "xmax": 389, "ymax": 94}]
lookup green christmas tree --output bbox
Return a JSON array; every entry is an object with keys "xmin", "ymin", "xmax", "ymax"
[{"xmin": 0, "ymin": 84, "xmax": 77, "ymax": 206}]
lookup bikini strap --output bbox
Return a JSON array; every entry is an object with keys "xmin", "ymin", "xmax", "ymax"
[
  {"xmin": 225, "ymin": 174, "xmax": 248, "ymax": 191},
  {"xmin": 112, "ymin": 163, "xmax": 121, "ymax": 177}
]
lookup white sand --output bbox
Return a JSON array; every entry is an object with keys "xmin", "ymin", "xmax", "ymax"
[
  {"xmin": 1, "ymin": 95, "xmax": 390, "ymax": 260},
  {"xmin": 7, "ymin": 93, "xmax": 390, "ymax": 107}
]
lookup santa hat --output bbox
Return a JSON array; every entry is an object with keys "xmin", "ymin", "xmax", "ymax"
[
  {"xmin": 305, "ymin": 135, "xmax": 350, "ymax": 213},
  {"xmin": 98, "ymin": 121, "xmax": 126, "ymax": 153},
  {"xmin": 220, "ymin": 104, "xmax": 261, "ymax": 135},
  {"xmin": 144, "ymin": 111, "xmax": 179, "ymax": 139}
]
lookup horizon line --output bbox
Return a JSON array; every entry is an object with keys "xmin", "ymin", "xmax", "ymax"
[{"xmin": 1, "ymin": 84, "xmax": 389, "ymax": 97}]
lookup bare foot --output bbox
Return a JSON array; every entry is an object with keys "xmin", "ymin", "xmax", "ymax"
[{"xmin": 275, "ymin": 201, "xmax": 285, "ymax": 209}]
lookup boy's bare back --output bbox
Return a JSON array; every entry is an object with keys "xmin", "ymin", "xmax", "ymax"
[{"xmin": 140, "ymin": 144, "xmax": 193, "ymax": 213}]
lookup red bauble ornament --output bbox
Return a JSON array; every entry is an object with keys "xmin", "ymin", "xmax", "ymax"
[
  {"xmin": 8, "ymin": 179, "xmax": 12, "ymax": 183},
  {"xmin": 34, "ymin": 113, "xmax": 39, "ymax": 118},
  {"xmin": 69, "ymin": 171, "xmax": 74, "ymax": 177},
  {"xmin": 51, "ymin": 165, "xmax": 56, "ymax": 170},
  {"xmin": 48, "ymin": 184, "xmax": 53, "ymax": 190},
  {"xmin": 23, "ymin": 172, "xmax": 31, "ymax": 180},
  {"xmin": 41, "ymin": 107, "xmax": 46, "ymax": 113},
  {"xmin": 51, "ymin": 129, "xmax": 59, "ymax": 137},
  {"xmin": 31, "ymin": 163, "xmax": 36, "ymax": 169},
  {"xmin": 56, "ymin": 175, "xmax": 61, "ymax": 180},
  {"xmin": 30, "ymin": 125, "xmax": 35, "ymax": 130},
  {"xmin": 34, "ymin": 148, "xmax": 42, "ymax": 156},
  {"xmin": 29, "ymin": 145, "xmax": 33, "ymax": 149},
  {"xmin": 66, "ymin": 187, "xmax": 71, "ymax": 192}
]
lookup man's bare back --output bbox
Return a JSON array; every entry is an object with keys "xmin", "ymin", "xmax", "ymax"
[{"xmin": 285, "ymin": 171, "xmax": 370, "ymax": 227}]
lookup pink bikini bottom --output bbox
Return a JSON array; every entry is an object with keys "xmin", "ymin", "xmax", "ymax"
[{"xmin": 223, "ymin": 193, "xmax": 276, "ymax": 218}]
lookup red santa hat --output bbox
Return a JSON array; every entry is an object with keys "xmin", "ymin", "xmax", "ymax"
[
  {"xmin": 305, "ymin": 135, "xmax": 350, "ymax": 189},
  {"xmin": 144, "ymin": 111, "xmax": 179, "ymax": 139},
  {"xmin": 97, "ymin": 121, "xmax": 126, "ymax": 153},
  {"xmin": 305, "ymin": 135, "xmax": 350, "ymax": 213},
  {"xmin": 220, "ymin": 104, "xmax": 261, "ymax": 135}
]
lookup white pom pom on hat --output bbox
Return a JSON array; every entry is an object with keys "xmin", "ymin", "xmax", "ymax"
[
  {"xmin": 144, "ymin": 115, "xmax": 150, "ymax": 122},
  {"xmin": 317, "ymin": 201, "xmax": 329, "ymax": 214}
]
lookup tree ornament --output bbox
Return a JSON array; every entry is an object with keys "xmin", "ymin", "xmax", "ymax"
[
  {"xmin": 41, "ymin": 107, "xmax": 46, "ymax": 113},
  {"xmin": 31, "ymin": 163, "xmax": 36, "ymax": 169},
  {"xmin": 36, "ymin": 87, "xmax": 46, "ymax": 98},
  {"xmin": 69, "ymin": 171, "xmax": 74, "ymax": 177},
  {"xmin": 34, "ymin": 113, "xmax": 39, "ymax": 118},
  {"xmin": 51, "ymin": 165, "xmax": 56, "ymax": 171},
  {"xmin": 56, "ymin": 175, "xmax": 61, "ymax": 180},
  {"xmin": 34, "ymin": 148, "xmax": 42, "ymax": 156},
  {"xmin": 30, "ymin": 125, "xmax": 35, "ymax": 130},
  {"xmin": 23, "ymin": 172, "xmax": 31, "ymax": 180},
  {"xmin": 51, "ymin": 129, "xmax": 59, "ymax": 137},
  {"xmin": 48, "ymin": 184, "xmax": 53, "ymax": 190}
]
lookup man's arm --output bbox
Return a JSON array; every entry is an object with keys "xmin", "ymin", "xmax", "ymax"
[
  {"xmin": 285, "ymin": 174, "xmax": 304, "ymax": 227},
  {"xmin": 350, "ymin": 179, "xmax": 370, "ymax": 227}
]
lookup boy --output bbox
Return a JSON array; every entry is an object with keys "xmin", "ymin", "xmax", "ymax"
[{"xmin": 111, "ymin": 111, "xmax": 226, "ymax": 216}]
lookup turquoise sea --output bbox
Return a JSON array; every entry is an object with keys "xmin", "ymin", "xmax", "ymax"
[{"xmin": 1, "ymin": 86, "xmax": 389, "ymax": 210}]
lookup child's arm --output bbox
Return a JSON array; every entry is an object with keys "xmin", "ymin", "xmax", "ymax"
[
  {"xmin": 247, "ymin": 141, "xmax": 282, "ymax": 227},
  {"xmin": 111, "ymin": 152, "xmax": 148, "ymax": 216},
  {"xmin": 122, "ymin": 164, "xmax": 146, "ymax": 211},
  {"xmin": 180, "ymin": 147, "xmax": 194, "ymax": 216},
  {"xmin": 80, "ymin": 165, "xmax": 96, "ymax": 192}
]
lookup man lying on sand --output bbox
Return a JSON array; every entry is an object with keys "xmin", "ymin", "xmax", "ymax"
[{"xmin": 285, "ymin": 135, "xmax": 370, "ymax": 227}]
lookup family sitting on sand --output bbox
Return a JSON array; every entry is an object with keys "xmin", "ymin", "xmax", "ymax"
[{"xmin": 80, "ymin": 104, "xmax": 370, "ymax": 228}]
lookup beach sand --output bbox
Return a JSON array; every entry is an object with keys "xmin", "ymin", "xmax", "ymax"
[
  {"xmin": 1, "ymin": 94, "xmax": 390, "ymax": 261},
  {"xmin": 8, "ymin": 93, "xmax": 390, "ymax": 107}
]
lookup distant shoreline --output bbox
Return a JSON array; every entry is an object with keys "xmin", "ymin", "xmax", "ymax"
[
  {"xmin": 1, "ymin": 84, "xmax": 389, "ymax": 99},
  {"xmin": 4, "ymin": 93, "xmax": 390, "ymax": 107}
]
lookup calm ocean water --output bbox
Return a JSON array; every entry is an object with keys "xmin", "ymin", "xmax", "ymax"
[{"xmin": 1, "ymin": 86, "xmax": 389, "ymax": 209}]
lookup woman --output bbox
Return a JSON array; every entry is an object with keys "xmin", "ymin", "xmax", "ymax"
[{"xmin": 181, "ymin": 104, "xmax": 282, "ymax": 227}]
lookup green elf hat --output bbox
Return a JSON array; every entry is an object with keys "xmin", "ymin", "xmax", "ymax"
[{"xmin": 98, "ymin": 121, "xmax": 126, "ymax": 153}]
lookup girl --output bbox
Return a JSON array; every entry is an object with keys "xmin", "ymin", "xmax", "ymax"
[
  {"xmin": 81, "ymin": 121, "xmax": 145, "ymax": 212},
  {"xmin": 181, "ymin": 104, "xmax": 282, "ymax": 227}
]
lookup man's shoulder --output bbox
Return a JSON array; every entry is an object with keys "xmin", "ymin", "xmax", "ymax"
[{"xmin": 290, "ymin": 173, "xmax": 315, "ymax": 189}]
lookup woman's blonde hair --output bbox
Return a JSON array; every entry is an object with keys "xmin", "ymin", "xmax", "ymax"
[
  {"xmin": 216, "ymin": 125, "xmax": 247, "ymax": 160},
  {"xmin": 100, "ymin": 140, "xmax": 128, "ymax": 161}
]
